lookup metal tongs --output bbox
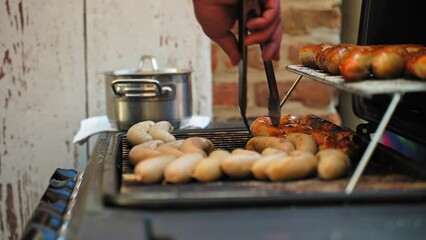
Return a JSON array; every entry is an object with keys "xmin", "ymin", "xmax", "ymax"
[{"xmin": 238, "ymin": 0, "xmax": 281, "ymax": 132}]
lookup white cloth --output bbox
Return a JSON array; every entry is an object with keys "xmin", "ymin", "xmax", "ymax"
[
  {"xmin": 73, "ymin": 115, "xmax": 211, "ymax": 144},
  {"xmin": 73, "ymin": 116, "xmax": 117, "ymax": 144}
]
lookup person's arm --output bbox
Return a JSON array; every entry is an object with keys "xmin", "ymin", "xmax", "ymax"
[{"xmin": 192, "ymin": 0, "xmax": 282, "ymax": 65}]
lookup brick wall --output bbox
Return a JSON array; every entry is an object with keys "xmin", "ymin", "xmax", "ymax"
[{"xmin": 212, "ymin": 0, "xmax": 343, "ymax": 125}]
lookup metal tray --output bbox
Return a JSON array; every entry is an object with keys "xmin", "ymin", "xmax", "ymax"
[
  {"xmin": 286, "ymin": 65, "xmax": 426, "ymax": 98},
  {"xmin": 101, "ymin": 129, "xmax": 426, "ymax": 209}
]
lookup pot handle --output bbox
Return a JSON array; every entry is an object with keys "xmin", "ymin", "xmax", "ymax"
[
  {"xmin": 111, "ymin": 79, "xmax": 172, "ymax": 98},
  {"xmin": 138, "ymin": 55, "xmax": 159, "ymax": 71}
]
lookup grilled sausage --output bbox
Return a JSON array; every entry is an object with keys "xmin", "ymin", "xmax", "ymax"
[
  {"xmin": 136, "ymin": 140, "xmax": 164, "ymax": 150},
  {"xmin": 316, "ymin": 149, "xmax": 351, "ymax": 180},
  {"xmin": 148, "ymin": 127, "xmax": 176, "ymax": 143},
  {"xmin": 193, "ymin": 150, "xmax": 231, "ymax": 182},
  {"xmin": 406, "ymin": 51, "xmax": 426, "ymax": 80},
  {"xmin": 126, "ymin": 121, "xmax": 155, "ymax": 146},
  {"xmin": 157, "ymin": 145, "xmax": 185, "ymax": 158},
  {"xmin": 221, "ymin": 151, "xmax": 261, "ymax": 178},
  {"xmin": 251, "ymin": 152, "xmax": 288, "ymax": 180},
  {"xmin": 299, "ymin": 44, "xmax": 320, "ymax": 68},
  {"xmin": 179, "ymin": 137, "xmax": 214, "ymax": 156},
  {"xmin": 340, "ymin": 48, "xmax": 373, "ymax": 81},
  {"xmin": 250, "ymin": 116, "xmax": 287, "ymax": 137},
  {"xmin": 324, "ymin": 45, "xmax": 351, "ymax": 75},
  {"xmin": 261, "ymin": 147, "xmax": 286, "ymax": 156},
  {"xmin": 286, "ymin": 133, "xmax": 318, "ymax": 154},
  {"xmin": 414, "ymin": 54, "xmax": 426, "ymax": 80},
  {"xmin": 246, "ymin": 136, "xmax": 295, "ymax": 154},
  {"xmin": 231, "ymin": 148, "xmax": 260, "ymax": 155},
  {"xmin": 162, "ymin": 139, "xmax": 184, "ymax": 149},
  {"xmin": 152, "ymin": 121, "xmax": 174, "ymax": 132},
  {"xmin": 129, "ymin": 147, "xmax": 162, "ymax": 165},
  {"xmin": 400, "ymin": 44, "xmax": 425, "ymax": 53},
  {"xmin": 315, "ymin": 44, "xmax": 334, "ymax": 71},
  {"xmin": 266, "ymin": 150, "xmax": 318, "ymax": 181},
  {"xmin": 164, "ymin": 153, "xmax": 205, "ymax": 184},
  {"xmin": 134, "ymin": 155, "xmax": 176, "ymax": 184},
  {"xmin": 371, "ymin": 46, "xmax": 407, "ymax": 79}
]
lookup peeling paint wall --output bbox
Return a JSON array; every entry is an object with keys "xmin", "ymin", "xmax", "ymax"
[
  {"xmin": 0, "ymin": 0, "xmax": 86, "ymax": 239},
  {"xmin": 0, "ymin": 0, "xmax": 210, "ymax": 239}
]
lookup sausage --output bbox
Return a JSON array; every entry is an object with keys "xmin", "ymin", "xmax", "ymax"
[
  {"xmin": 157, "ymin": 145, "xmax": 185, "ymax": 158},
  {"xmin": 315, "ymin": 45, "xmax": 334, "ymax": 71},
  {"xmin": 371, "ymin": 46, "xmax": 407, "ymax": 79},
  {"xmin": 179, "ymin": 137, "xmax": 214, "ymax": 156},
  {"xmin": 316, "ymin": 149, "xmax": 351, "ymax": 180},
  {"xmin": 406, "ymin": 51, "xmax": 426, "ymax": 80},
  {"xmin": 246, "ymin": 136, "xmax": 295, "ymax": 154},
  {"xmin": 324, "ymin": 45, "xmax": 351, "ymax": 75},
  {"xmin": 285, "ymin": 133, "xmax": 318, "ymax": 154},
  {"xmin": 414, "ymin": 54, "xmax": 426, "ymax": 80},
  {"xmin": 152, "ymin": 121, "xmax": 174, "ymax": 132},
  {"xmin": 261, "ymin": 147, "xmax": 286, "ymax": 156},
  {"xmin": 162, "ymin": 139, "xmax": 184, "ymax": 149},
  {"xmin": 400, "ymin": 44, "xmax": 425, "ymax": 53},
  {"xmin": 314, "ymin": 44, "xmax": 333, "ymax": 70},
  {"xmin": 134, "ymin": 155, "xmax": 176, "ymax": 184},
  {"xmin": 250, "ymin": 116, "xmax": 287, "ymax": 137},
  {"xmin": 231, "ymin": 148, "xmax": 260, "ymax": 155},
  {"xmin": 129, "ymin": 147, "xmax": 162, "ymax": 165},
  {"xmin": 221, "ymin": 151, "xmax": 261, "ymax": 178},
  {"xmin": 148, "ymin": 127, "xmax": 176, "ymax": 143},
  {"xmin": 136, "ymin": 140, "xmax": 164, "ymax": 150},
  {"xmin": 340, "ymin": 48, "xmax": 373, "ymax": 81},
  {"xmin": 126, "ymin": 121, "xmax": 155, "ymax": 146},
  {"xmin": 266, "ymin": 150, "xmax": 318, "ymax": 181},
  {"xmin": 164, "ymin": 153, "xmax": 205, "ymax": 184},
  {"xmin": 299, "ymin": 44, "xmax": 320, "ymax": 68},
  {"xmin": 251, "ymin": 152, "xmax": 288, "ymax": 180},
  {"xmin": 193, "ymin": 150, "xmax": 231, "ymax": 182}
]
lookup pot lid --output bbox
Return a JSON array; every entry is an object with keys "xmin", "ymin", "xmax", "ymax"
[{"xmin": 105, "ymin": 55, "xmax": 192, "ymax": 76}]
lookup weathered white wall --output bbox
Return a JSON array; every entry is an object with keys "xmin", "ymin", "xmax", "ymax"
[
  {"xmin": 0, "ymin": 0, "xmax": 211, "ymax": 239},
  {"xmin": 0, "ymin": 1, "xmax": 86, "ymax": 239}
]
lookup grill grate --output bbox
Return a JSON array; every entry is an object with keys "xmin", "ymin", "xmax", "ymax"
[
  {"xmin": 121, "ymin": 129, "xmax": 252, "ymax": 174},
  {"xmin": 105, "ymin": 129, "xmax": 426, "ymax": 208}
]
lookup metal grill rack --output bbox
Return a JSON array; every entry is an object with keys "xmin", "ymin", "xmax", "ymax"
[{"xmin": 121, "ymin": 129, "xmax": 252, "ymax": 175}]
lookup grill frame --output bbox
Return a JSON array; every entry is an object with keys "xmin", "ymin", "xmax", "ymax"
[{"xmin": 101, "ymin": 129, "xmax": 426, "ymax": 209}]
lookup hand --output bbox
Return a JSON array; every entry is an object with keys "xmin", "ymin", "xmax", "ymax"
[{"xmin": 192, "ymin": 0, "xmax": 282, "ymax": 65}]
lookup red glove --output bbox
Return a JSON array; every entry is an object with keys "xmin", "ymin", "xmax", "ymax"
[{"xmin": 193, "ymin": 0, "xmax": 282, "ymax": 65}]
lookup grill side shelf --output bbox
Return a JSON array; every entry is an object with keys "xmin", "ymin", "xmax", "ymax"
[
  {"xmin": 286, "ymin": 65, "xmax": 426, "ymax": 97},
  {"xmin": 284, "ymin": 65, "xmax": 426, "ymax": 194}
]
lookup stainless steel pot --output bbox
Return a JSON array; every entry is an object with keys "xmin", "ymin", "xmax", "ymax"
[{"xmin": 104, "ymin": 55, "xmax": 192, "ymax": 130}]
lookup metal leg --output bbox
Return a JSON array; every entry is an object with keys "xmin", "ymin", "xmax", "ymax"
[
  {"xmin": 280, "ymin": 75, "xmax": 303, "ymax": 108},
  {"xmin": 345, "ymin": 93, "xmax": 402, "ymax": 194}
]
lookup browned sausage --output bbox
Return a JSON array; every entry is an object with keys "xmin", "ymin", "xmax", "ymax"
[
  {"xmin": 371, "ymin": 46, "xmax": 407, "ymax": 79},
  {"xmin": 315, "ymin": 45, "xmax": 334, "ymax": 71},
  {"xmin": 400, "ymin": 44, "xmax": 425, "ymax": 53},
  {"xmin": 405, "ymin": 51, "xmax": 426, "ymax": 79},
  {"xmin": 324, "ymin": 45, "xmax": 351, "ymax": 75},
  {"xmin": 340, "ymin": 48, "xmax": 373, "ymax": 81},
  {"xmin": 299, "ymin": 44, "xmax": 321, "ymax": 68}
]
